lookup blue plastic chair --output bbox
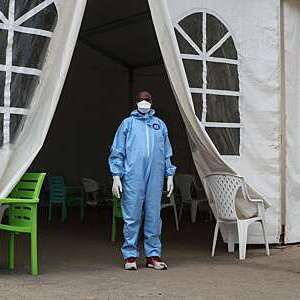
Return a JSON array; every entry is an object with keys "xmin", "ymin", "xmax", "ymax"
[{"xmin": 48, "ymin": 176, "xmax": 84, "ymax": 222}]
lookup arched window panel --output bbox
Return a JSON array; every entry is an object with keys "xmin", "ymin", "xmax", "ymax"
[
  {"xmin": 207, "ymin": 62, "xmax": 239, "ymax": 91},
  {"xmin": 15, "ymin": 1, "xmax": 57, "ymax": 23},
  {"xmin": 0, "ymin": 2, "xmax": 9, "ymax": 19},
  {"xmin": 206, "ymin": 14, "xmax": 228, "ymax": 51},
  {"xmin": 21, "ymin": 4, "xmax": 58, "ymax": 32},
  {"xmin": 13, "ymin": 33, "xmax": 51, "ymax": 69},
  {"xmin": 0, "ymin": 114, "xmax": 3, "ymax": 146},
  {"xmin": 10, "ymin": 114, "xmax": 25, "ymax": 144},
  {"xmin": 178, "ymin": 13, "xmax": 203, "ymax": 51},
  {"xmin": 212, "ymin": 37, "xmax": 237, "ymax": 60},
  {"xmin": 0, "ymin": 0, "xmax": 58, "ymax": 147},
  {"xmin": 0, "ymin": 30, "xmax": 7, "ymax": 64},
  {"xmin": 0, "ymin": 72, "xmax": 4, "ymax": 106},
  {"xmin": 175, "ymin": 11, "xmax": 241, "ymax": 156},
  {"xmin": 206, "ymin": 95, "xmax": 240, "ymax": 123},
  {"xmin": 192, "ymin": 93, "xmax": 203, "ymax": 119},
  {"xmin": 206, "ymin": 127, "xmax": 240, "ymax": 155},
  {"xmin": 183, "ymin": 59, "xmax": 203, "ymax": 88},
  {"xmin": 10, "ymin": 73, "xmax": 39, "ymax": 108},
  {"xmin": 175, "ymin": 29, "xmax": 198, "ymax": 55}
]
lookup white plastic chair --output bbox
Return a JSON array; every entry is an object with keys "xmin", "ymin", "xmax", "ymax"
[
  {"xmin": 204, "ymin": 173, "xmax": 270, "ymax": 260},
  {"xmin": 161, "ymin": 192, "xmax": 179, "ymax": 231},
  {"xmin": 175, "ymin": 174, "xmax": 209, "ymax": 223},
  {"xmin": 81, "ymin": 178, "xmax": 99, "ymax": 206}
]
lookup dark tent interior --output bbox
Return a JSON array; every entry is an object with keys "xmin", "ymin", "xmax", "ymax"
[{"xmin": 0, "ymin": 0, "xmax": 215, "ymax": 275}]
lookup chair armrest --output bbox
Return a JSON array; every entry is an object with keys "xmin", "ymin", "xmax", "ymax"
[
  {"xmin": 248, "ymin": 198, "xmax": 265, "ymax": 217},
  {"xmin": 248, "ymin": 198, "xmax": 264, "ymax": 203},
  {"xmin": 0, "ymin": 198, "xmax": 39, "ymax": 204}
]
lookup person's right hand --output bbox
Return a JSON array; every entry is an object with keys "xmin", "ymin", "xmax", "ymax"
[{"xmin": 112, "ymin": 176, "xmax": 122, "ymax": 198}]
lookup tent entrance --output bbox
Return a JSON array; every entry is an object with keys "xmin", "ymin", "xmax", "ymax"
[
  {"xmin": 25, "ymin": 0, "xmax": 213, "ymax": 254},
  {"xmin": 30, "ymin": 0, "xmax": 199, "ymax": 190}
]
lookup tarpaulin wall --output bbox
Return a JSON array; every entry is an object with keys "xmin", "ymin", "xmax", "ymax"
[
  {"xmin": 149, "ymin": 0, "xmax": 281, "ymax": 243},
  {"xmin": 0, "ymin": 0, "xmax": 87, "ymax": 196},
  {"xmin": 284, "ymin": 0, "xmax": 300, "ymax": 243}
]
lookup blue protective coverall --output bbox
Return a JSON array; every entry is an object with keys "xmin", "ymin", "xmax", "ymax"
[{"xmin": 108, "ymin": 109, "xmax": 176, "ymax": 259}]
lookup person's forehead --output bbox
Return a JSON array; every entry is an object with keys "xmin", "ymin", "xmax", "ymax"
[{"xmin": 138, "ymin": 91, "xmax": 152, "ymax": 98}]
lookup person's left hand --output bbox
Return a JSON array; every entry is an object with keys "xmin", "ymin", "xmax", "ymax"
[{"xmin": 167, "ymin": 176, "xmax": 174, "ymax": 198}]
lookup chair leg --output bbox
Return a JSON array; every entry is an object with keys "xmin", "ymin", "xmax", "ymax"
[
  {"xmin": 31, "ymin": 231, "xmax": 38, "ymax": 275},
  {"xmin": 237, "ymin": 221, "xmax": 248, "ymax": 260},
  {"xmin": 179, "ymin": 201, "xmax": 184, "ymax": 222},
  {"xmin": 227, "ymin": 225, "xmax": 235, "ymax": 253},
  {"xmin": 212, "ymin": 221, "xmax": 219, "ymax": 257},
  {"xmin": 48, "ymin": 202, "xmax": 52, "ymax": 223},
  {"xmin": 173, "ymin": 203, "xmax": 179, "ymax": 231},
  {"xmin": 260, "ymin": 219, "xmax": 270, "ymax": 256},
  {"xmin": 62, "ymin": 204, "xmax": 67, "ymax": 222},
  {"xmin": 8, "ymin": 233, "xmax": 15, "ymax": 271},
  {"xmin": 191, "ymin": 200, "xmax": 198, "ymax": 223},
  {"xmin": 80, "ymin": 202, "xmax": 85, "ymax": 223},
  {"xmin": 112, "ymin": 216, "xmax": 116, "ymax": 242}
]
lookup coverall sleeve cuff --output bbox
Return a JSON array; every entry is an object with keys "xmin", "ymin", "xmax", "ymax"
[
  {"xmin": 112, "ymin": 173, "xmax": 123, "ymax": 177},
  {"xmin": 165, "ymin": 167, "xmax": 176, "ymax": 177}
]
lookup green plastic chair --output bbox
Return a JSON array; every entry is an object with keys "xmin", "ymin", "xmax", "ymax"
[
  {"xmin": 0, "ymin": 172, "xmax": 46, "ymax": 275},
  {"xmin": 111, "ymin": 195, "xmax": 122, "ymax": 242},
  {"xmin": 48, "ymin": 176, "xmax": 84, "ymax": 223}
]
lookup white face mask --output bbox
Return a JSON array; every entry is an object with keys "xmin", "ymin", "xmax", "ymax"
[{"xmin": 137, "ymin": 100, "xmax": 152, "ymax": 114}]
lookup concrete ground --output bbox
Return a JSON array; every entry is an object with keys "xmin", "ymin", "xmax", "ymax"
[{"xmin": 0, "ymin": 208, "xmax": 299, "ymax": 300}]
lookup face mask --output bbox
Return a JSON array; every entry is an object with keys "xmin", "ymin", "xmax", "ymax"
[{"xmin": 137, "ymin": 100, "xmax": 152, "ymax": 114}]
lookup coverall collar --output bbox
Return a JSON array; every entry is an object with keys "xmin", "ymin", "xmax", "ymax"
[{"xmin": 131, "ymin": 109, "xmax": 155, "ymax": 120}]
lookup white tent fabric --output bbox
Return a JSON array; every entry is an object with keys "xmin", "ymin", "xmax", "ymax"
[
  {"xmin": 0, "ymin": 0, "xmax": 299, "ymax": 245},
  {"xmin": 0, "ymin": 0, "xmax": 87, "ymax": 197},
  {"xmin": 148, "ymin": 0, "xmax": 280, "ymax": 243},
  {"xmin": 284, "ymin": 0, "xmax": 300, "ymax": 243}
]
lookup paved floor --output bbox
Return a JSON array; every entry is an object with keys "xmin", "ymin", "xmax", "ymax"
[{"xmin": 0, "ymin": 208, "xmax": 299, "ymax": 300}]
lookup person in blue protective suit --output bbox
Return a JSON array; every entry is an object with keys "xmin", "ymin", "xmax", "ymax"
[{"xmin": 108, "ymin": 91, "xmax": 176, "ymax": 271}]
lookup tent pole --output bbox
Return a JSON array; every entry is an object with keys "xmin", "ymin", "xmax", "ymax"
[{"xmin": 280, "ymin": 0, "xmax": 287, "ymax": 244}]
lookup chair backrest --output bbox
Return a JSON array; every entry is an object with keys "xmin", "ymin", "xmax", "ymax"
[
  {"xmin": 9, "ymin": 172, "xmax": 46, "ymax": 228},
  {"xmin": 204, "ymin": 173, "xmax": 244, "ymax": 221},
  {"xmin": 174, "ymin": 174, "xmax": 194, "ymax": 201},
  {"xmin": 48, "ymin": 176, "xmax": 66, "ymax": 203},
  {"xmin": 81, "ymin": 178, "xmax": 99, "ymax": 193},
  {"xmin": 10, "ymin": 173, "xmax": 46, "ymax": 200}
]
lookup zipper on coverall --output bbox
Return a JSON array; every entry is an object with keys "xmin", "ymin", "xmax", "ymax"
[{"xmin": 145, "ymin": 121, "xmax": 150, "ymax": 158}]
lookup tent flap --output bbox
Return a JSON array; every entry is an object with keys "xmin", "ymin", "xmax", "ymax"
[
  {"xmin": 0, "ymin": 0, "xmax": 87, "ymax": 197},
  {"xmin": 148, "ymin": 0, "xmax": 281, "ymax": 243}
]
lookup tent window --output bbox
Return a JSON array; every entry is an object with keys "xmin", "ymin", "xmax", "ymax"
[
  {"xmin": 0, "ymin": 0, "xmax": 58, "ymax": 148},
  {"xmin": 205, "ymin": 127, "xmax": 240, "ymax": 155},
  {"xmin": 175, "ymin": 12, "xmax": 240, "ymax": 156},
  {"xmin": 0, "ymin": 72, "xmax": 5, "ymax": 107},
  {"xmin": 192, "ymin": 93, "xmax": 203, "ymax": 119},
  {"xmin": 0, "ymin": 114, "xmax": 3, "ymax": 146},
  {"xmin": 183, "ymin": 59, "xmax": 203, "ymax": 88},
  {"xmin": 0, "ymin": 30, "xmax": 7, "ymax": 64}
]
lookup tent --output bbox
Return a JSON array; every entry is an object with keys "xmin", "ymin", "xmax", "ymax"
[{"xmin": 0, "ymin": 0, "xmax": 299, "ymax": 244}]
